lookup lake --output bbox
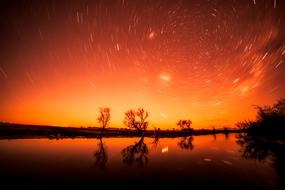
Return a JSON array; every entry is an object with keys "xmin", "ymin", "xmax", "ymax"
[{"xmin": 0, "ymin": 134, "xmax": 283, "ymax": 189}]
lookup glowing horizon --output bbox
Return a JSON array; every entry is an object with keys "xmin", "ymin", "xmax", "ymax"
[{"xmin": 0, "ymin": 0, "xmax": 285, "ymax": 129}]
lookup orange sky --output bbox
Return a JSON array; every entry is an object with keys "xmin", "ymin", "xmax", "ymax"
[{"xmin": 0, "ymin": 1, "xmax": 285, "ymax": 129}]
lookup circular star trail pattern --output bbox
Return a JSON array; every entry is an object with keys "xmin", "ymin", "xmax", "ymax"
[{"xmin": 0, "ymin": 0, "xmax": 285, "ymax": 128}]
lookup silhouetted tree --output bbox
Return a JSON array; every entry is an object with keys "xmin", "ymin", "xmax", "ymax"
[
  {"xmin": 273, "ymin": 98, "xmax": 285, "ymax": 116},
  {"xmin": 224, "ymin": 127, "xmax": 229, "ymax": 140},
  {"xmin": 97, "ymin": 107, "xmax": 111, "ymax": 130},
  {"xmin": 121, "ymin": 136, "xmax": 149, "ymax": 167},
  {"xmin": 177, "ymin": 119, "xmax": 192, "ymax": 129},
  {"xmin": 123, "ymin": 108, "xmax": 149, "ymax": 132},
  {"xmin": 236, "ymin": 98, "xmax": 285, "ymax": 187},
  {"xmin": 212, "ymin": 127, "xmax": 217, "ymax": 140},
  {"xmin": 177, "ymin": 119, "xmax": 193, "ymax": 131},
  {"xmin": 178, "ymin": 135, "xmax": 194, "ymax": 150},
  {"xmin": 94, "ymin": 138, "xmax": 108, "ymax": 169},
  {"xmin": 236, "ymin": 98, "xmax": 285, "ymax": 140}
]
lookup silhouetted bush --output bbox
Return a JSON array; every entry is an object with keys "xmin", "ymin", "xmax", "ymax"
[{"xmin": 236, "ymin": 98, "xmax": 285, "ymax": 140}]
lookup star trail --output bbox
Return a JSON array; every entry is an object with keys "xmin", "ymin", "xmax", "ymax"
[{"xmin": 0, "ymin": 0, "xmax": 284, "ymax": 128}]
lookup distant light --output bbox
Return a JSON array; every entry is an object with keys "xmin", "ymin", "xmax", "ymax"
[
  {"xmin": 162, "ymin": 147, "xmax": 168, "ymax": 153},
  {"xmin": 203, "ymin": 158, "xmax": 212, "ymax": 162},
  {"xmin": 148, "ymin": 31, "xmax": 156, "ymax": 39},
  {"xmin": 160, "ymin": 73, "xmax": 171, "ymax": 82},
  {"xmin": 222, "ymin": 160, "xmax": 233, "ymax": 165},
  {"xmin": 161, "ymin": 113, "xmax": 168, "ymax": 118}
]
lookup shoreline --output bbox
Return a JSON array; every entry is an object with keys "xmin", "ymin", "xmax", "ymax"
[{"xmin": 0, "ymin": 123, "xmax": 243, "ymax": 140}]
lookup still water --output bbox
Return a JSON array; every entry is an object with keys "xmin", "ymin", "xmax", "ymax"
[{"xmin": 0, "ymin": 134, "xmax": 283, "ymax": 188}]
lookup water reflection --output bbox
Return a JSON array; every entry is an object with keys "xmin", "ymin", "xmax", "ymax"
[
  {"xmin": 237, "ymin": 133, "xmax": 285, "ymax": 187},
  {"xmin": 0, "ymin": 134, "xmax": 282, "ymax": 187},
  {"xmin": 94, "ymin": 137, "xmax": 108, "ymax": 169},
  {"xmin": 212, "ymin": 133, "xmax": 216, "ymax": 140},
  {"xmin": 151, "ymin": 135, "xmax": 160, "ymax": 149},
  {"xmin": 177, "ymin": 135, "xmax": 194, "ymax": 150},
  {"xmin": 224, "ymin": 132, "xmax": 229, "ymax": 140},
  {"xmin": 121, "ymin": 136, "xmax": 149, "ymax": 167}
]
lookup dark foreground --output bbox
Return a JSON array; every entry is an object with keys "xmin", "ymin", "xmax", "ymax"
[
  {"xmin": 1, "ymin": 121, "xmax": 284, "ymax": 189},
  {"xmin": 0, "ymin": 134, "xmax": 284, "ymax": 189}
]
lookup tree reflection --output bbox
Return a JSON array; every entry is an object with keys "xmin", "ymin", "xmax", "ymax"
[
  {"xmin": 94, "ymin": 137, "xmax": 108, "ymax": 169},
  {"xmin": 236, "ymin": 133, "xmax": 269, "ymax": 161},
  {"xmin": 236, "ymin": 133, "xmax": 285, "ymax": 186},
  {"xmin": 178, "ymin": 135, "xmax": 194, "ymax": 150},
  {"xmin": 151, "ymin": 135, "xmax": 160, "ymax": 149},
  {"xmin": 224, "ymin": 127, "xmax": 229, "ymax": 140},
  {"xmin": 212, "ymin": 133, "xmax": 217, "ymax": 141},
  {"xmin": 224, "ymin": 132, "xmax": 229, "ymax": 140},
  {"xmin": 121, "ymin": 136, "xmax": 149, "ymax": 167}
]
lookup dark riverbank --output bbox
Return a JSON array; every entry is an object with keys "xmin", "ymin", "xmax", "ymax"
[{"xmin": 0, "ymin": 123, "xmax": 242, "ymax": 139}]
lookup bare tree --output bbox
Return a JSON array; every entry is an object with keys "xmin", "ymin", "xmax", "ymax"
[
  {"xmin": 177, "ymin": 119, "xmax": 193, "ymax": 130},
  {"xmin": 123, "ymin": 108, "xmax": 149, "ymax": 131},
  {"xmin": 97, "ymin": 107, "xmax": 111, "ymax": 130}
]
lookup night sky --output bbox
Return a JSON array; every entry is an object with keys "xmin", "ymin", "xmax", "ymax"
[{"xmin": 0, "ymin": 0, "xmax": 285, "ymax": 128}]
